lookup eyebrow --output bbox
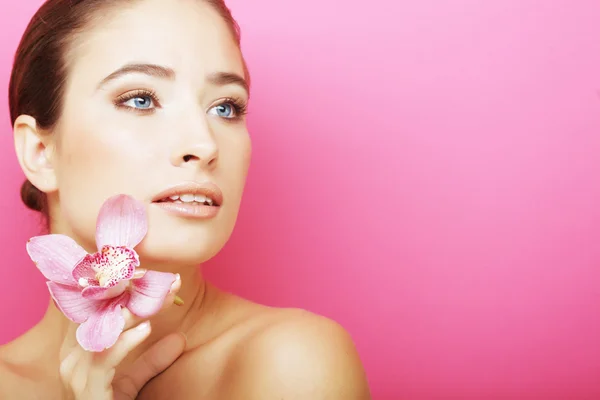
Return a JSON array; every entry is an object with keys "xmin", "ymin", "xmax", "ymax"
[
  {"xmin": 98, "ymin": 63, "xmax": 175, "ymax": 87},
  {"xmin": 97, "ymin": 63, "xmax": 249, "ymax": 95},
  {"xmin": 207, "ymin": 71, "xmax": 249, "ymax": 96}
]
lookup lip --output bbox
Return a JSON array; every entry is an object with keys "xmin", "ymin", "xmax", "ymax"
[
  {"xmin": 151, "ymin": 181, "xmax": 223, "ymax": 219},
  {"xmin": 152, "ymin": 201, "xmax": 220, "ymax": 219},
  {"xmin": 151, "ymin": 181, "xmax": 224, "ymax": 206}
]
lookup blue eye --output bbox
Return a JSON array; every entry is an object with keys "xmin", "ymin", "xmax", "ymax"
[
  {"xmin": 212, "ymin": 103, "xmax": 234, "ymax": 118},
  {"xmin": 114, "ymin": 90, "xmax": 160, "ymax": 114},
  {"xmin": 124, "ymin": 96, "xmax": 154, "ymax": 109},
  {"xmin": 208, "ymin": 100, "xmax": 247, "ymax": 120}
]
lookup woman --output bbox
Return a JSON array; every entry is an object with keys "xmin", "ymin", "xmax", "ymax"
[{"xmin": 0, "ymin": 0, "xmax": 370, "ymax": 398}]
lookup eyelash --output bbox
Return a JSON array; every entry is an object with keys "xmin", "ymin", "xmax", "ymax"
[
  {"xmin": 114, "ymin": 89, "xmax": 159, "ymax": 112},
  {"xmin": 220, "ymin": 97, "xmax": 249, "ymax": 120},
  {"xmin": 113, "ymin": 89, "xmax": 248, "ymax": 121}
]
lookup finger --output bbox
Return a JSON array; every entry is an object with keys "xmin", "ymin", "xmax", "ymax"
[
  {"xmin": 113, "ymin": 332, "xmax": 186, "ymax": 399},
  {"xmin": 105, "ymin": 368, "xmax": 116, "ymax": 389},
  {"xmin": 122, "ymin": 307, "xmax": 144, "ymax": 331},
  {"xmin": 170, "ymin": 273, "xmax": 181, "ymax": 293},
  {"xmin": 59, "ymin": 349, "xmax": 81, "ymax": 385},
  {"xmin": 69, "ymin": 352, "xmax": 92, "ymax": 397},
  {"xmin": 102, "ymin": 320, "xmax": 152, "ymax": 367},
  {"xmin": 83, "ymin": 365, "xmax": 116, "ymax": 399}
]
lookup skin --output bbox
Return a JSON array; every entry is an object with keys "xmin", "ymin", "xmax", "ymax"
[{"xmin": 0, "ymin": 0, "xmax": 371, "ymax": 399}]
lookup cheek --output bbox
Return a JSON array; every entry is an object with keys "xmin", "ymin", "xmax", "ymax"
[
  {"xmin": 53, "ymin": 129, "xmax": 158, "ymax": 241},
  {"xmin": 222, "ymin": 135, "xmax": 252, "ymax": 199},
  {"xmin": 57, "ymin": 127, "xmax": 157, "ymax": 189}
]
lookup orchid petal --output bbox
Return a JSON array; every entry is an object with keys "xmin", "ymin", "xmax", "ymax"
[
  {"xmin": 47, "ymin": 282, "xmax": 101, "ymax": 323},
  {"xmin": 72, "ymin": 254, "xmax": 99, "ymax": 284},
  {"xmin": 75, "ymin": 293, "xmax": 129, "ymax": 352},
  {"xmin": 127, "ymin": 271, "xmax": 177, "ymax": 318},
  {"xmin": 27, "ymin": 235, "xmax": 86, "ymax": 286},
  {"xmin": 81, "ymin": 281, "xmax": 128, "ymax": 300},
  {"xmin": 95, "ymin": 195, "xmax": 147, "ymax": 250}
]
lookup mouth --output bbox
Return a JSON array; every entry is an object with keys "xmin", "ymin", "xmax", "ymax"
[
  {"xmin": 152, "ymin": 182, "xmax": 223, "ymax": 207},
  {"xmin": 156, "ymin": 194, "xmax": 218, "ymax": 207}
]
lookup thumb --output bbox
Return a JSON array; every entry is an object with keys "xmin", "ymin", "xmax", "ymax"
[{"xmin": 113, "ymin": 332, "xmax": 187, "ymax": 400}]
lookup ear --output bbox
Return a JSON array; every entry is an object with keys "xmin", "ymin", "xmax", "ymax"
[{"xmin": 13, "ymin": 115, "xmax": 58, "ymax": 194}]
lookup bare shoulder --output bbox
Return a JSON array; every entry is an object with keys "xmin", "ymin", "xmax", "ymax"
[
  {"xmin": 142, "ymin": 291, "xmax": 371, "ymax": 400},
  {"xmin": 221, "ymin": 307, "xmax": 371, "ymax": 399}
]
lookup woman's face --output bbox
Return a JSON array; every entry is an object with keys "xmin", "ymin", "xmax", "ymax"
[{"xmin": 48, "ymin": 0, "xmax": 251, "ymax": 264}]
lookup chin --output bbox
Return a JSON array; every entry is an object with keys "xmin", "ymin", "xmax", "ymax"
[
  {"xmin": 136, "ymin": 220, "xmax": 233, "ymax": 266},
  {"xmin": 139, "ymin": 202, "xmax": 237, "ymax": 261},
  {"xmin": 136, "ymin": 236, "xmax": 224, "ymax": 266}
]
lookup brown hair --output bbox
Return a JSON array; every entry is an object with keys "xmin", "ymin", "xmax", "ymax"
[{"xmin": 9, "ymin": 0, "xmax": 247, "ymax": 216}]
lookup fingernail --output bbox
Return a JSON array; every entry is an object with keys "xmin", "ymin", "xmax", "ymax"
[
  {"xmin": 174, "ymin": 296, "xmax": 184, "ymax": 306},
  {"xmin": 136, "ymin": 321, "xmax": 150, "ymax": 331},
  {"xmin": 169, "ymin": 274, "xmax": 181, "ymax": 294}
]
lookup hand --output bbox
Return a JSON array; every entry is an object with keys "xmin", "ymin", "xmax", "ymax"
[{"xmin": 59, "ymin": 275, "xmax": 184, "ymax": 400}]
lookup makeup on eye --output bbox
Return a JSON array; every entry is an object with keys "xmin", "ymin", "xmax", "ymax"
[
  {"xmin": 113, "ymin": 89, "xmax": 248, "ymax": 120},
  {"xmin": 113, "ymin": 89, "xmax": 160, "ymax": 114},
  {"xmin": 208, "ymin": 97, "xmax": 248, "ymax": 121}
]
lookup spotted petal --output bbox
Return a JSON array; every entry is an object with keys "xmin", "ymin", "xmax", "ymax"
[
  {"xmin": 47, "ymin": 282, "xmax": 102, "ymax": 323},
  {"xmin": 127, "ymin": 271, "xmax": 177, "ymax": 318},
  {"xmin": 27, "ymin": 235, "xmax": 86, "ymax": 286},
  {"xmin": 76, "ymin": 292, "xmax": 129, "ymax": 352},
  {"xmin": 73, "ymin": 246, "xmax": 138, "ymax": 289},
  {"xmin": 72, "ymin": 254, "xmax": 99, "ymax": 285},
  {"xmin": 95, "ymin": 195, "xmax": 148, "ymax": 250}
]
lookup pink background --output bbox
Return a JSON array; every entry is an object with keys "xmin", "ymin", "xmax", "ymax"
[{"xmin": 2, "ymin": 0, "xmax": 600, "ymax": 398}]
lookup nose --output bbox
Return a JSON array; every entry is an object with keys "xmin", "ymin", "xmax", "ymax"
[{"xmin": 170, "ymin": 116, "xmax": 219, "ymax": 169}]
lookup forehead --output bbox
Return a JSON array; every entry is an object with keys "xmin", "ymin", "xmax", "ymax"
[{"xmin": 66, "ymin": 0, "xmax": 244, "ymax": 87}]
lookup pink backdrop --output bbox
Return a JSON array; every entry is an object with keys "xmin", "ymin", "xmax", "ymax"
[{"xmin": 2, "ymin": 1, "xmax": 600, "ymax": 398}]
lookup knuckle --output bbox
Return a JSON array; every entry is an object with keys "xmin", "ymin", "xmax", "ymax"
[
  {"xmin": 140, "ymin": 353, "xmax": 163, "ymax": 376},
  {"xmin": 59, "ymin": 357, "xmax": 74, "ymax": 381},
  {"xmin": 113, "ymin": 374, "xmax": 139, "ymax": 399},
  {"xmin": 58, "ymin": 363, "xmax": 69, "ymax": 380},
  {"xmin": 70, "ymin": 377, "xmax": 87, "ymax": 397}
]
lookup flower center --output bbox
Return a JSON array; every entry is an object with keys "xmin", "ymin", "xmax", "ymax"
[{"xmin": 91, "ymin": 246, "xmax": 139, "ymax": 287}]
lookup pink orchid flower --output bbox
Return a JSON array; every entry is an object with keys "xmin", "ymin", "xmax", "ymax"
[{"xmin": 26, "ymin": 194, "xmax": 177, "ymax": 352}]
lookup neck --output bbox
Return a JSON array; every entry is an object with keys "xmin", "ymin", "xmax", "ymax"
[{"xmin": 42, "ymin": 262, "xmax": 209, "ymax": 362}]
